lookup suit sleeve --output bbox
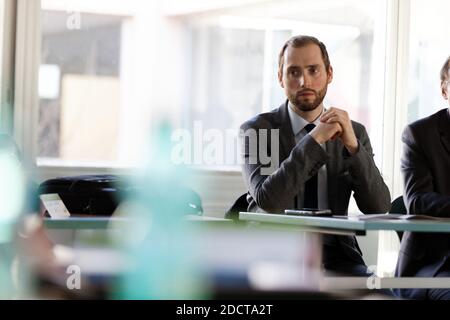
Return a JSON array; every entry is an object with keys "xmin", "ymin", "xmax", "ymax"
[
  {"xmin": 346, "ymin": 125, "xmax": 391, "ymax": 214},
  {"xmin": 240, "ymin": 122, "xmax": 328, "ymax": 213},
  {"xmin": 401, "ymin": 125, "xmax": 450, "ymax": 217}
]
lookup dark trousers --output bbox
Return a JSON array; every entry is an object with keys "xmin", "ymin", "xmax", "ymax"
[
  {"xmin": 427, "ymin": 258, "xmax": 450, "ymax": 300},
  {"xmin": 395, "ymin": 255, "xmax": 450, "ymax": 300},
  {"xmin": 427, "ymin": 270, "xmax": 450, "ymax": 300},
  {"xmin": 323, "ymin": 255, "xmax": 395, "ymax": 298}
]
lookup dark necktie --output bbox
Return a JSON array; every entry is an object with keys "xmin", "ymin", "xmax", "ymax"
[{"xmin": 303, "ymin": 123, "xmax": 318, "ymax": 209}]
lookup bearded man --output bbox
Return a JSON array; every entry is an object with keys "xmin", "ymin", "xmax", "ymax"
[{"xmin": 236, "ymin": 35, "xmax": 391, "ymax": 276}]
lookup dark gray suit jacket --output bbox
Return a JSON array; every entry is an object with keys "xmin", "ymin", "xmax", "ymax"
[
  {"xmin": 395, "ymin": 108, "xmax": 450, "ymax": 299},
  {"xmin": 240, "ymin": 102, "xmax": 391, "ymax": 268}
]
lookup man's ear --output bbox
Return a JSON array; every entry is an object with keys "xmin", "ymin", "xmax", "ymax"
[
  {"xmin": 278, "ymin": 70, "xmax": 284, "ymax": 89},
  {"xmin": 327, "ymin": 65, "xmax": 333, "ymax": 84},
  {"xmin": 442, "ymin": 82, "xmax": 448, "ymax": 100}
]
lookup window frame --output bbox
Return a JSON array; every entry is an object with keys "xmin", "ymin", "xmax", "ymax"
[
  {"xmin": 0, "ymin": 0, "xmax": 16, "ymax": 135},
  {"xmin": 382, "ymin": 0, "xmax": 411, "ymax": 200},
  {"xmin": 13, "ymin": 0, "xmax": 40, "ymax": 170}
]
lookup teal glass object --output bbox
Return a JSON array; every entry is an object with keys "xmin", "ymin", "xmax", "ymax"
[
  {"xmin": 0, "ymin": 147, "xmax": 28, "ymax": 299},
  {"xmin": 115, "ymin": 122, "xmax": 206, "ymax": 299}
]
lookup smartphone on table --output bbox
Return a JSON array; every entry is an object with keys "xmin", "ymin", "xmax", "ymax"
[{"xmin": 284, "ymin": 208, "xmax": 333, "ymax": 217}]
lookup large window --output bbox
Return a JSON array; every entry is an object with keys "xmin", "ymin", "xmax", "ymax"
[
  {"xmin": 40, "ymin": 10, "xmax": 125, "ymax": 162},
  {"xmin": 36, "ymin": 0, "xmax": 388, "ymax": 169},
  {"xmin": 39, "ymin": 1, "xmax": 136, "ymax": 166}
]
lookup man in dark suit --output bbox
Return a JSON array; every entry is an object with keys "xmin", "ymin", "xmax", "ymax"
[
  {"xmin": 238, "ymin": 35, "xmax": 391, "ymax": 276},
  {"xmin": 395, "ymin": 56, "xmax": 450, "ymax": 300}
]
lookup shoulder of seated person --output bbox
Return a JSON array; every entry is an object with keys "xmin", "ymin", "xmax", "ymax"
[{"xmin": 241, "ymin": 112, "xmax": 280, "ymax": 130}]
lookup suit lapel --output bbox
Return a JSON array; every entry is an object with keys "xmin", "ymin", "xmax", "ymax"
[
  {"xmin": 438, "ymin": 109, "xmax": 450, "ymax": 156},
  {"xmin": 276, "ymin": 101, "xmax": 296, "ymax": 161},
  {"xmin": 273, "ymin": 101, "xmax": 296, "ymax": 210}
]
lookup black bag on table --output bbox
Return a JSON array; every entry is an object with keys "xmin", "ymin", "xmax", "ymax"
[
  {"xmin": 37, "ymin": 175, "xmax": 126, "ymax": 216},
  {"xmin": 37, "ymin": 174, "xmax": 203, "ymax": 216}
]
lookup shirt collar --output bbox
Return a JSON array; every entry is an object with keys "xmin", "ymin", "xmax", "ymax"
[{"xmin": 288, "ymin": 101, "xmax": 324, "ymax": 136}]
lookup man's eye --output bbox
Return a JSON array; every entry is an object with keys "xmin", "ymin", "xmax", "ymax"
[
  {"xmin": 290, "ymin": 70, "xmax": 300, "ymax": 77},
  {"xmin": 309, "ymin": 68, "xmax": 319, "ymax": 75}
]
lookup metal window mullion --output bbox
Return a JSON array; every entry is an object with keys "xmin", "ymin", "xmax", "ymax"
[
  {"xmin": 378, "ymin": 0, "xmax": 411, "ymax": 275},
  {"xmin": 0, "ymin": 0, "xmax": 17, "ymax": 134},
  {"xmin": 14, "ymin": 0, "xmax": 41, "ymax": 167},
  {"xmin": 382, "ymin": 0, "xmax": 411, "ymax": 200}
]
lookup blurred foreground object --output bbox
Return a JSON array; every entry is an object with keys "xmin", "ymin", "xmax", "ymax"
[
  {"xmin": 114, "ymin": 122, "xmax": 205, "ymax": 299},
  {"xmin": 0, "ymin": 134, "xmax": 28, "ymax": 298}
]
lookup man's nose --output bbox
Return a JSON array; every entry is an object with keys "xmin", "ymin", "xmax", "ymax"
[{"xmin": 299, "ymin": 74, "xmax": 310, "ymax": 87}]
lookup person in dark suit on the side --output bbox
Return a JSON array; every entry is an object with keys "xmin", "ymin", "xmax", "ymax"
[
  {"xmin": 395, "ymin": 56, "xmax": 450, "ymax": 300},
  {"xmin": 236, "ymin": 35, "xmax": 391, "ymax": 276}
]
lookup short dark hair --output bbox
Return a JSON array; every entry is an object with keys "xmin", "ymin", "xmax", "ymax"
[
  {"xmin": 278, "ymin": 35, "xmax": 331, "ymax": 75},
  {"xmin": 440, "ymin": 56, "xmax": 450, "ymax": 84}
]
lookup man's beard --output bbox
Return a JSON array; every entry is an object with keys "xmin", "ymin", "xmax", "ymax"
[{"xmin": 289, "ymin": 86, "xmax": 327, "ymax": 112}]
